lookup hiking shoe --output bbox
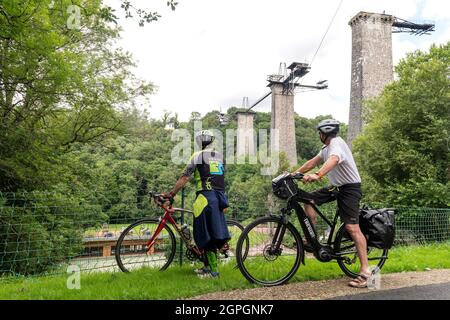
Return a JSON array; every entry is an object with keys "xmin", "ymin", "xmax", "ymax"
[
  {"xmin": 197, "ymin": 270, "xmax": 220, "ymax": 279},
  {"xmin": 194, "ymin": 267, "xmax": 210, "ymax": 275}
]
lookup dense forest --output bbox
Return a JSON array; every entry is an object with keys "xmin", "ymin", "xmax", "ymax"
[{"xmin": 0, "ymin": 0, "xmax": 448, "ymax": 275}]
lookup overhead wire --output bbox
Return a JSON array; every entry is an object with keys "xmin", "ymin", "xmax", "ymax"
[
  {"xmin": 294, "ymin": 0, "xmax": 344, "ymax": 90},
  {"xmin": 247, "ymin": 0, "xmax": 344, "ymax": 111}
]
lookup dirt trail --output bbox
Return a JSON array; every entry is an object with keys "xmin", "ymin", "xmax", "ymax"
[{"xmin": 191, "ymin": 269, "xmax": 450, "ymax": 300}]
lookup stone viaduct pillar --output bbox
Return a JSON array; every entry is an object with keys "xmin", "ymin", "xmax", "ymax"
[
  {"xmin": 347, "ymin": 11, "xmax": 395, "ymax": 148},
  {"xmin": 269, "ymin": 81, "xmax": 297, "ymax": 167},
  {"xmin": 236, "ymin": 111, "xmax": 256, "ymax": 158}
]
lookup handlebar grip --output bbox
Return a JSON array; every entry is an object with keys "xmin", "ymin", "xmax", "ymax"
[
  {"xmin": 292, "ymin": 172, "xmax": 304, "ymax": 179},
  {"xmin": 151, "ymin": 192, "xmax": 174, "ymax": 205},
  {"xmin": 149, "ymin": 191, "xmax": 176, "ymax": 207}
]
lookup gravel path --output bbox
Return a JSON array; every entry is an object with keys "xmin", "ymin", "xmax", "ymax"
[{"xmin": 191, "ymin": 269, "xmax": 450, "ymax": 300}]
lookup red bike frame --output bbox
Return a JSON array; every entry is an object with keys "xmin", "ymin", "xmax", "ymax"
[{"xmin": 145, "ymin": 201, "xmax": 196, "ymax": 255}]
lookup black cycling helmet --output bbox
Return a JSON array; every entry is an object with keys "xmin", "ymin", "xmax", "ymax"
[
  {"xmin": 316, "ymin": 119, "xmax": 340, "ymax": 135},
  {"xmin": 195, "ymin": 130, "xmax": 215, "ymax": 148}
]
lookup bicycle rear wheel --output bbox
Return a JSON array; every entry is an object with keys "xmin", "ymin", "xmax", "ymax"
[
  {"xmin": 236, "ymin": 216, "xmax": 303, "ymax": 286},
  {"xmin": 115, "ymin": 218, "xmax": 176, "ymax": 273},
  {"xmin": 334, "ymin": 224, "xmax": 388, "ymax": 278}
]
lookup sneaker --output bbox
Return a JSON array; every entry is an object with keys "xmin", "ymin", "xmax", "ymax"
[
  {"xmin": 194, "ymin": 267, "xmax": 210, "ymax": 275},
  {"xmin": 197, "ymin": 270, "xmax": 220, "ymax": 279}
]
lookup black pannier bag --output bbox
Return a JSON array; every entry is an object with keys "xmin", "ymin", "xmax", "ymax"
[
  {"xmin": 272, "ymin": 172, "xmax": 298, "ymax": 199},
  {"xmin": 359, "ymin": 208, "xmax": 396, "ymax": 249}
]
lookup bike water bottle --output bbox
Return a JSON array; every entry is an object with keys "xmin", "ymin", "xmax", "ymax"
[{"xmin": 181, "ymin": 224, "xmax": 191, "ymax": 240}]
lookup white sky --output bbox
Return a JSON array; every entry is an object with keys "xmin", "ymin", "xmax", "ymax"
[{"xmin": 106, "ymin": 0, "xmax": 450, "ymax": 123}]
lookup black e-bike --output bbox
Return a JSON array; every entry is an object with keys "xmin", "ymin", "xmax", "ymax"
[{"xmin": 235, "ymin": 172, "xmax": 389, "ymax": 286}]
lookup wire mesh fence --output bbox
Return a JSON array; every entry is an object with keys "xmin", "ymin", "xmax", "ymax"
[{"xmin": 0, "ymin": 191, "xmax": 449, "ymax": 279}]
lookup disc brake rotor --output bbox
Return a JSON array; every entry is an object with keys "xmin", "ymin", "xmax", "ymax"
[{"xmin": 263, "ymin": 244, "xmax": 281, "ymax": 261}]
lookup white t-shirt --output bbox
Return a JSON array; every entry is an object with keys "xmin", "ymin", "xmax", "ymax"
[{"xmin": 318, "ymin": 137, "xmax": 361, "ymax": 186}]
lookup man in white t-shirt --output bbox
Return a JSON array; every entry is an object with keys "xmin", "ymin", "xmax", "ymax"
[{"xmin": 292, "ymin": 119, "xmax": 370, "ymax": 288}]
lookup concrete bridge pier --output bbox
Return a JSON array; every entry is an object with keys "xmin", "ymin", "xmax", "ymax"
[
  {"xmin": 269, "ymin": 82, "xmax": 297, "ymax": 167},
  {"xmin": 348, "ymin": 11, "xmax": 395, "ymax": 148},
  {"xmin": 236, "ymin": 111, "xmax": 256, "ymax": 159}
]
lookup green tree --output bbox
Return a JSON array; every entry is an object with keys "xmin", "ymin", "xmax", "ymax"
[
  {"xmin": 0, "ymin": 0, "xmax": 153, "ymax": 191},
  {"xmin": 112, "ymin": 0, "xmax": 179, "ymax": 26},
  {"xmin": 354, "ymin": 42, "xmax": 450, "ymax": 208},
  {"xmin": 0, "ymin": 0, "xmax": 155, "ymax": 275}
]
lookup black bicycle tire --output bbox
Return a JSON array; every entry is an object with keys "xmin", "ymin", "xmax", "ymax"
[
  {"xmin": 236, "ymin": 216, "xmax": 304, "ymax": 287},
  {"xmin": 226, "ymin": 219, "xmax": 243, "ymax": 231},
  {"xmin": 115, "ymin": 218, "xmax": 177, "ymax": 273},
  {"xmin": 334, "ymin": 224, "xmax": 388, "ymax": 278},
  {"xmin": 225, "ymin": 219, "xmax": 249, "ymax": 261}
]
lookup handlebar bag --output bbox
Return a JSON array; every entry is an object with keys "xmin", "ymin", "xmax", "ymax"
[
  {"xmin": 359, "ymin": 208, "xmax": 396, "ymax": 249},
  {"xmin": 272, "ymin": 172, "xmax": 298, "ymax": 200}
]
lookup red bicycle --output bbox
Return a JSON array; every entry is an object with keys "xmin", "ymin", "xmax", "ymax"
[{"xmin": 115, "ymin": 191, "xmax": 246, "ymax": 273}]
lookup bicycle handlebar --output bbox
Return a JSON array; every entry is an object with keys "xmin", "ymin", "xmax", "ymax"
[
  {"xmin": 291, "ymin": 172, "xmax": 304, "ymax": 180},
  {"xmin": 148, "ymin": 191, "xmax": 174, "ymax": 207}
]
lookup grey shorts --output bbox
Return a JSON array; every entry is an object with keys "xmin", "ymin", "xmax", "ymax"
[{"xmin": 308, "ymin": 183, "xmax": 362, "ymax": 225}]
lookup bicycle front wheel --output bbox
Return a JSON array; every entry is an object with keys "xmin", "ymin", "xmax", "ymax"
[
  {"xmin": 236, "ymin": 216, "xmax": 304, "ymax": 286},
  {"xmin": 115, "ymin": 218, "xmax": 176, "ymax": 273}
]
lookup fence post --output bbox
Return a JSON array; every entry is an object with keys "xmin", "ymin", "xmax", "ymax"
[{"xmin": 179, "ymin": 188, "xmax": 185, "ymax": 266}]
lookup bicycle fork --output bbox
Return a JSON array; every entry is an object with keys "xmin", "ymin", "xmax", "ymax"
[
  {"xmin": 269, "ymin": 218, "xmax": 288, "ymax": 256},
  {"xmin": 270, "ymin": 214, "xmax": 306, "ymax": 265},
  {"xmin": 146, "ymin": 218, "xmax": 167, "ymax": 254}
]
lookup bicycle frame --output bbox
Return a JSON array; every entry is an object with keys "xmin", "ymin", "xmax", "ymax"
[
  {"xmin": 290, "ymin": 198, "xmax": 338, "ymax": 245},
  {"xmin": 145, "ymin": 204, "xmax": 201, "ymax": 256},
  {"xmin": 269, "ymin": 194, "xmax": 348, "ymax": 262}
]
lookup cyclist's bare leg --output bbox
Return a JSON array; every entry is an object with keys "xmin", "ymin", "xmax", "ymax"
[
  {"xmin": 345, "ymin": 223, "xmax": 370, "ymax": 275},
  {"xmin": 304, "ymin": 203, "xmax": 318, "ymax": 225}
]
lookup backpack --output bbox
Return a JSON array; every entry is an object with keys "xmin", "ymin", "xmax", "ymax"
[{"xmin": 359, "ymin": 208, "xmax": 396, "ymax": 249}]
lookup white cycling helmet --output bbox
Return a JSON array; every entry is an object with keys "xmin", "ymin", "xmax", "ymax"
[
  {"xmin": 316, "ymin": 119, "xmax": 340, "ymax": 135},
  {"xmin": 195, "ymin": 130, "xmax": 215, "ymax": 148}
]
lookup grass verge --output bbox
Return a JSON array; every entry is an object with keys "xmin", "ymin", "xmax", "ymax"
[{"xmin": 0, "ymin": 243, "xmax": 449, "ymax": 299}]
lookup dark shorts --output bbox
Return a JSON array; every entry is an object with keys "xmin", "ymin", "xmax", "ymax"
[
  {"xmin": 308, "ymin": 183, "xmax": 362, "ymax": 225},
  {"xmin": 192, "ymin": 190, "xmax": 231, "ymax": 250}
]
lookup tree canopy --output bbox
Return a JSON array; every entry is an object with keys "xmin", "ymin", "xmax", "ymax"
[
  {"xmin": 353, "ymin": 42, "xmax": 450, "ymax": 207},
  {"xmin": 0, "ymin": 0, "xmax": 153, "ymax": 191}
]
